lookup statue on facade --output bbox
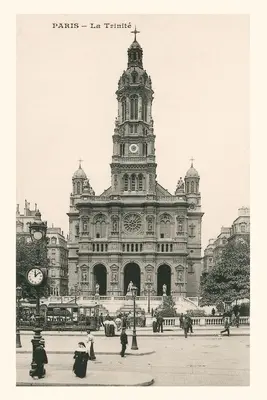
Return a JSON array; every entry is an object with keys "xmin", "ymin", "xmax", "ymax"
[
  {"xmin": 178, "ymin": 271, "xmax": 183, "ymax": 282},
  {"xmin": 162, "ymin": 284, "xmax": 167, "ymax": 296},
  {"xmin": 127, "ymin": 281, "xmax": 133, "ymax": 293},
  {"xmin": 112, "ymin": 218, "xmax": 118, "ymax": 232},
  {"xmin": 95, "ymin": 283, "xmax": 100, "ymax": 295},
  {"xmin": 175, "ymin": 177, "xmax": 185, "ymax": 194},
  {"xmin": 83, "ymin": 221, "xmax": 88, "ymax": 232}
]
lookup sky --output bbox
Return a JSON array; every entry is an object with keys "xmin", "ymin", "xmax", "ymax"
[{"xmin": 16, "ymin": 14, "xmax": 249, "ymax": 250}]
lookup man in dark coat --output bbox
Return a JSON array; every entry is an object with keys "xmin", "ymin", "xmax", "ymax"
[
  {"xmin": 99, "ymin": 313, "xmax": 104, "ymax": 327},
  {"xmin": 34, "ymin": 339, "xmax": 48, "ymax": 378},
  {"xmin": 187, "ymin": 314, "xmax": 193, "ymax": 334},
  {"xmin": 120, "ymin": 328, "xmax": 128, "ymax": 357},
  {"xmin": 183, "ymin": 315, "xmax": 189, "ymax": 338},
  {"xmin": 179, "ymin": 313, "xmax": 184, "ymax": 329},
  {"xmin": 157, "ymin": 314, "xmax": 164, "ymax": 333}
]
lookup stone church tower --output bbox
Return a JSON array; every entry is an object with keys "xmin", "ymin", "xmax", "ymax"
[{"xmin": 67, "ymin": 32, "xmax": 204, "ymax": 298}]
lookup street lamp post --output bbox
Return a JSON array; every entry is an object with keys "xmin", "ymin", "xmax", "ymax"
[
  {"xmin": 16, "ymin": 286, "xmax": 22, "ymax": 348},
  {"xmin": 131, "ymin": 285, "xmax": 138, "ymax": 350},
  {"xmin": 28, "ymin": 217, "xmax": 47, "ymax": 377},
  {"xmin": 146, "ymin": 282, "xmax": 152, "ymax": 314}
]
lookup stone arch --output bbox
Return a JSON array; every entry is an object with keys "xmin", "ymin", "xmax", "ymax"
[
  {"xmin": 157, "ymin": 264, "xmax": 171, "ymax": 295},
  {"xmin": 93, "ymin": 264, "xmax": 107, "ymax": 295},
  {"xmin": 123, "ymin": 262, "xmax": 141, "ymax": 296}
]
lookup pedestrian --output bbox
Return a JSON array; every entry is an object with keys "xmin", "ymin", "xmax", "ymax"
[
  {"xmin": 231, "ymin": 311, "xmax": 236, "ymax": 326},
  {"xmin": 152, "ymin": 316, "xmax": 157, "ymax": 333},
  {"xmin": 104, "ymin": 319, "xmax": 110, "ymax": 337},
  {"xmin": 157, "ymin": 314, "xmax": 164, "ymax": 333},
  {"xmin": 122, "ymin": 314, "xmax": 127, "ymax": 329},
  {"xmin": 73, "ymin": 342, "xmax": 90, "ymax": 378},
  {"xmin": 236, "ymin": 311, "xmax": 240, "ymax": 328},
  {"xmin": 86, "ymin": 330, "xmax": 96, "ymax": 361},
  {"xmin": 183, "ymin": 315, "xmax": 189, "ymax": 338},
  {"xmin": 187, "ymin": 314, "xmax": 193, "ymax": 334},
  {"xmin": 179, "ymin": 313, "xmax": 184, "ymax": 329},
  {"xmin": 99, "ymin": 313, "xmax": 104, "ymax": 328},
  {"xmin": 32, "ymin": 338, "xmax": 48, "ymax": 379},
  {"xmin": 115, "ymin": 315, "xmax": 122, "ymax": 332},
  {"xmin": 220, "ymin": 317, "xmax": 230, "ymax": 336},
  {"xmin": 120, "ymin": 327, "xmax": 128, "ymax": 358}
]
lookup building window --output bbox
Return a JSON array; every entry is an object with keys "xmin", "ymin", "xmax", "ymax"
[
  {"xmin": 127, "ymin": 244, "xmax": 130, "ymax": 252},
  {"xmin": 135, "ymin": 244, "xmax": 138, "ymax": 252},
  {"xmin": 140, "ymin": 244, "xmax": 143, "ymax": 252},
  {"xmin": 166, "ymin": 244, "xmax": 169, "ymax": 252},
  {"xmin": 134, "ymin": 125, "xmax": 137, "ymax": 133},
  {"xmin": 191, "ymin": 181, "xmax": 194, "ymax": 193},
  {"xmin": 93, "ymin": 244, "xmax": 95, "ymax": 251},
  {"xmin": 130, "ymin": 124, "xmax": 133, "ymax": 133},
  {"xmin": 105, "ymin": 244, "xmax": 108, "ymax": 251},
  {"xmin": 160, "ymin": 214, "xmax": 171, "ymax": 238},
  {"xmin": 160, "ymin": 233, "xmax": 164, "ymax": 238},
  {"xmin": 170, "ymin": 244, "xmax": 173, "ymax": 252},
  {"xmin": 131, "ymin": 244, "xmax": 134, "ymax": 252},
  {"xmin": 96, "ymin": 233, "xmax": 100, "ymax": 238},
  {"xmin": 122, "ymin": 97, "xmax": 126, "ymax": 122},
  {"xmin": 124, "ymin": 175, "xmax": 129, "ymax": 191},
  {"xmin": 241, "ymin": 224, "xmax": 246, "ymax": 233},
  {"xmin": 123, "ymin": 244, "xmax": 125, "ymax": 252},
  {"xmin": 131, "ymin": 174, "xmax": 136, "ymax": 191},
  {"xmin": 97, "ymin": 244, "xmax": 99, "ymax": 252},
  {"xmin": 130, "ymin": 95, "xmax": 138, "ymax": 120},
  {"xmin": 138, "ymin": 174, "xmax": 143, "ymax": 191},
  {"xmin": 161, "ymin": 244, "xmax": 164, "ymax": 252},
  {"xmin": 51, "ymin": 269, "xmax": 56, "ymax": 277},
  {"xmin": 142, "ymin": 97, "xmax": 148, "ymax": 121}
]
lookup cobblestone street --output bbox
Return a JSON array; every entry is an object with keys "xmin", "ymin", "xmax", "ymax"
[{"xmin": 16, "ymin": 336, "xmax": 249, "ymax": 386}]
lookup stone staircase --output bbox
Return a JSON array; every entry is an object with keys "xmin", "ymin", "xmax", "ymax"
[{"xmin": 116, "ymin": 298, "xmax": 145, "ymax": 315}]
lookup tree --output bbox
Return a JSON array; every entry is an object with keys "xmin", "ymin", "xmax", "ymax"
[
  {"xmin": 155, "ymin": 294, "xmax": 178, "ymax": 317},
  {"xmin": 200, "ymin": 237, "xmax": 250, "ymax": 306},
  {"xmin": 16, "ymin": 235, "xmax": 50, "ymax": 299}
]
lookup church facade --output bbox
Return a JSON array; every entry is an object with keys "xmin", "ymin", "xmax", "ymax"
[{"xmin": 67, "ymin": 32, "xmax": 204, "ymax": 298}]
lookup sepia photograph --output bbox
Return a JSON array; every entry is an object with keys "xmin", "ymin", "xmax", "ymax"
[{"xmin": 16, "ymin": 14, "xmax": 250, "ymax": 387}]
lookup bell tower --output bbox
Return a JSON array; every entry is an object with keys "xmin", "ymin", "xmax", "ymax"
[{"xmin": 110, "ymin": 28, "xmax": 157, "ymax": 195}]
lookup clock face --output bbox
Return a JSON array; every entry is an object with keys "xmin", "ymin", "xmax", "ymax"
[
  {"xmin": 129, "ymin": 144, "xmax": 139, "ymax": 154},
  {"xmin": 27, "ymin": 268, "xmax": 44, "ymax": 286}
]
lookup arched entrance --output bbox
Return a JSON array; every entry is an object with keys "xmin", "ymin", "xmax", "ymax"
[
  {"xmin": 157, "ymin": 264, "xmax": 171, "ymax": 295},
  {"xmin": 93, "ymin": 264, "xmax": 107, "ymax": 295},
  {"xmin": 124, "ymin": 263, "xmax": 141, "ymax": 296}
]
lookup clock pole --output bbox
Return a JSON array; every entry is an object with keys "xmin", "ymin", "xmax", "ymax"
[{"xmin": 28, "ymin": 216, "xmax": 47, "ymax": 378}]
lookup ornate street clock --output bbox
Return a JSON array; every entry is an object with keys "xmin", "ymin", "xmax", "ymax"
[{"xmin": 26, "ymin": 267, "xmax": 45, "ymax": 286}]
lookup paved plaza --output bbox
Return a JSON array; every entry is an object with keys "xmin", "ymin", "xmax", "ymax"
[{"xmin": 16, "ymin": 334, "xmax": 250, "ymax": 386}]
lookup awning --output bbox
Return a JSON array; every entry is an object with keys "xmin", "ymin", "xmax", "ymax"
[{"xmin": 48, "ymin": 303, "xmax": 79, "ymax": 309}]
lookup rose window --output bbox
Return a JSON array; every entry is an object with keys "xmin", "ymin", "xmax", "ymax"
[{"xmin": 124, "ymin": 213, "xmax": 142, "ymax": 233}]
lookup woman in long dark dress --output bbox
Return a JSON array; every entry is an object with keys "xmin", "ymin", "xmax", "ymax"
[
  {"xmin": 86, "ymin": 330, "xmax": 96, "ymax": 361},
  {"xmin": 73, "ymin": 342, "xmax": 89, "ymax": 378}
]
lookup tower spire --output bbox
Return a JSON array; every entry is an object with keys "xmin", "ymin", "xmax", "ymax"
[
  {"xmin": 131, "ymin": 26, "xmax": 140, "ymax": 42},
  {"xmin": 190, "ymin": 157, "xmax": 195, "ymax": 167},
  {"xmin": 78, "ymin": 158, "xmax": 83, "ymax": 169}
]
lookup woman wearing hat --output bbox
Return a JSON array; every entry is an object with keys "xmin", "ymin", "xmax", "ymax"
[{"xmin": 73, "ymin": 342, "xmax": 90, "ymax": 378}]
